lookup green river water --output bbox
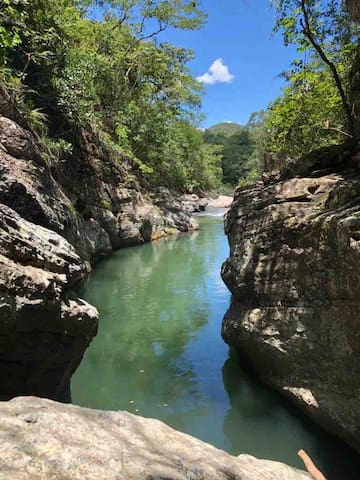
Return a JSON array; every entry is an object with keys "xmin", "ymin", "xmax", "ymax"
[{"xmin": 72, "ymin": 211, "xmax": 360, "ymax": 479}]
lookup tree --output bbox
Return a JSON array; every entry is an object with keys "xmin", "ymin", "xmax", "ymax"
[
  {"xmin": 346, "ymin": 0, "xmax": 360, "ymax": 22},
  {"xmin": 273, "ymin": 0, "xmax": 360, "ymax": 141},
  {"xmin": 204, "ymin": 122, "xmax": 261, "ymax": 185},
  {"xmin": 81, "ymin": 0, "xmax": 206, "ymax": 35},
  {"xmin": 263, "ymin": 57, "xmax": 345, "ymax": 159},
  {"xmin": 0, "ymin": 0, "xmax": 27, "ymax": 63},
  {"xmin": 0, "ymin": 0, "xmax": 222, "ymax": 191}
]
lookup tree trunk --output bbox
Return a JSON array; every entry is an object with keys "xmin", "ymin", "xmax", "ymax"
[
  {"xmin": 346, "ymin": 1, "xmax": 360, "ymax": 141},
  {"xmin": 300, "ymin": 0, "xmax": 357, "ymax": 142},
  {"xmin": 346, "ymin": 0, "xmax": 360, "ymax": 22}
]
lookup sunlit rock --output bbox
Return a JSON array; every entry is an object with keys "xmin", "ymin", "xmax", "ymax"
[{"xmin": 0, "ymin": 396, "xmax": 311, "ymax": 480}]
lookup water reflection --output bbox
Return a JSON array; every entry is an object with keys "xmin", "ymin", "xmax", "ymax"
[
  {"xmin": 72, "ymin": 215, "xmax": 360, "ymax": 479},
  {"xmin": 222, "ymin": 350, "xmax": 317, "ymax": 463},
  {"xmin": 72, "ymin": 218, "xmax": 223, "ymax": 415},
  {"xmin": 222, "ymin": 350, "xmax": 360, "ymax": 478}
]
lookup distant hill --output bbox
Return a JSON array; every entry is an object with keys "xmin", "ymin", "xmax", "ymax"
[
  {"xmin": 206, "ymin": 122, "xmax": 243, "ymax": 137},
  {"xmin": 203, "ymin": 122, "xmax": 256, "ymax": 186}
]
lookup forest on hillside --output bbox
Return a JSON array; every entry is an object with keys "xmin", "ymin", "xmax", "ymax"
[{"xmin": 1, "ymin": 0, "xmax": 359, "ymax": 190}]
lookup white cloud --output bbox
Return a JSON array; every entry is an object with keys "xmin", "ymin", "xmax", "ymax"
[{"xmin": 197, "ymin": 58, "xmax": 234, "ymax": 85}]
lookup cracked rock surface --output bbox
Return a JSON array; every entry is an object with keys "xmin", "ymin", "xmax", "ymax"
[
  {"xmin": 0, "ymin": 113, "xmax": 198, "ymax": 401},
  {"xmin": 0, "ymin": 203, "xmax": 97, "ymax": 401},
  {"xmin": 0, "ymin": 396, "xmax": 311, "ymax": 480},
  {"xmin": 222, "ymin": 167, "xmax": 360, "ymax": 453}
]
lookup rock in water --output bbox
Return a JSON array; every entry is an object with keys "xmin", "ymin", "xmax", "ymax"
[
  {"xmin": 222, "ymin": 169, "xmax": 360, "ymax": 453},
  {"xmin": 207, "ymin": 195, "xmax": 233, "ymax": 208},
  {"xmin": 0, "ymin": 204, "xmax": 98, "ymax": 401},
  {"xmin": 0, "ymin": 396, "xmax": 311, "ymax": 480},
  {"xmin": 0, "ymin": 112, "xmax": 197, "ymax": 400}
]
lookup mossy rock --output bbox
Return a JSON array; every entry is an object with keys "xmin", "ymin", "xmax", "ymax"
[{"xmin": 165, "ymin": 227, "xmax": 178, "ymax": 236}]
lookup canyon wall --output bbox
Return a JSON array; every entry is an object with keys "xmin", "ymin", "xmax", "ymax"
[
  {"xmin": 0, "ymin": 113, "xmax": 198, "ymax": 401},
  {"xmin": 222, "ymin": 149, "xmax": 360, "ymax": 452}
]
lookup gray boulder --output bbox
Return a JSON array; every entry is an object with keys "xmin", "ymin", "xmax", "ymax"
[
  {"xmin": 0, "ymin": 204, "xmax": 98, "ymax": 401},
  {"xmin": 0, "ymin": 396, "xmax": 311, "ymax": 480},
  {"xmin": 222, "ymin": 171, "xmax": 360, "ymax": 453}
]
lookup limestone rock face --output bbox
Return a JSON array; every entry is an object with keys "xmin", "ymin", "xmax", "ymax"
[
  {"xmin": 0, "ymin": 396, "xmax": 311, "ymax": 480},
  {"xmin": 222, "ymin": 168, "xmax": 360, "ymax": 452},
  {"xmin": 51, "ymin": 130, "xmax": 199, "ymax": 256},
  {"xmin": 0, "ymin": 114, "xmax": 198, "ymax": 263},
  {"xmin": 0, "ymin": 113, "xmax": 197, "ymax": 400},
  {"xmin": 180, "ymin": 193, "xmax": 209, "ymax": 213},
  {"xmin": 0, "ymin": 117, "xmax": 78, "ymax": 238},
  {"xmin": 0, "ymin": 204, "xmax": 98, "ymax": 401}
]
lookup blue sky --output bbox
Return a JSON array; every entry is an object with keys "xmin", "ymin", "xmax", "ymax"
[
  {"xmin": 91, "ymin": 0, "xmax": 298, "ymax": 128},
  {"xmin": 157, "ymin": 0, "xmax": 298, "ymax": 127}
]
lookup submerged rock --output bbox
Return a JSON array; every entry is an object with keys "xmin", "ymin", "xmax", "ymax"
[
  {"xmin": 222, "ymin": 166, "xmax": 360, "ymax": 452},
  {"xmin": 0, "ymin": 396, "xmax": 311, "ymax": 480}
]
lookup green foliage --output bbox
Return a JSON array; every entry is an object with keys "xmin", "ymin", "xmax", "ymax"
[
  {"xmin": 24, "ymin": 107, "xmax": 47, "ymax": 134},
  {"xmin": 204, "ymin": 122, "xmax": 262, "ymax": 185},
  {"xmin": 83, "ymin": 0, "xmax": 206, "ymax": 32},
  {"xmin": 43, "ymin": 136, "xmax": 73, "ymax": 154},
  {"xmin": 272, "ymin": 0, "xmax": 358, "ymax": 55},
  {"xmin": 0, "ymin": 64, "xmax": 48, "ymax": 134},
  {"xmin": 264, "ymin": 61, "xmax": 345, "ymax": 159},
  {"xmin": 0, "ymin": 0, "xmax": 221, "ymax": 191},
  {"xmin": 237, "ymin": 170, "xmax": 260, "ymax": 188},
  {"xmin": 262, "ymin": 0, "xmax": 360, "ymax": 169},
  {"xmin": 40, "ymin": 136, "xmax": 73, "ymax": 166},
  {"xmin": 0, "ymin": 0, "xmax": 27, "ymax": 60},
  {"xmin": 205, "ymin": 122, "xmax": 243, "ymax": 137},
  {"xmin": 272, "ymin": 0, "xmax": 360, "ymax": 141},
  {"xmin": 130, "ymin": 119, "xmax": 222, "ymax": 192}
]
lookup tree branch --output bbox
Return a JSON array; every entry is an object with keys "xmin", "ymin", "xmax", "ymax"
[
  {"xmin": 322, "ymin": 126, "xmax": 353, "ymax": 138},
  {"xmin": 137, "ymin": 21, "xmax": 168, "ymax": 41},
  {"xmin": 136, "ymin": 14, "xmax": 147, "ymax": 36},
  {"xmin": 111, "ymin": 7, "xmax": 130, "ymax": 30},
  {"xmin": 298, "ymin": 449, "xmax": 327, "ymax": 480},
  {"xmin": 300, "ymin": 0, "xmax": 356, "ymax": 140},
  {"xmin": 19, "ymin": 52, "xmax": 33, "ymax": 83},
  {"xmin": 124, "ymin": 21, "xmax": 168, "ymax": 59}
]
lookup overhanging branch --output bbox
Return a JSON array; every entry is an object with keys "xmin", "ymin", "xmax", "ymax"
[{"xmin": 300, "ymin": 0, "xmax": 356, "ymax": 140}]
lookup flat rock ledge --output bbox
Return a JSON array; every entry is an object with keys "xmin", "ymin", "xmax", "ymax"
[{"xmin": 0, "ymin": 396, "xmax": 310, "ymax": 480}]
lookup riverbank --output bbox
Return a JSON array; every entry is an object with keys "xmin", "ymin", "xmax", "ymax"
[
  {"xmin": 72, "ymin": 213, "xmax": 360, "ymax": 479},
  {"xmin": 222, "ymin": 148, "xmax": 360, "ymax": 455},
  {"xmin": 2, "ymin": 107, "xmax": 359, "ymax": 478},
  {"xmin": 0, "ymin": 112, "xmax": 224, "ymax": 402},
  {"xmin": 0, "ymin": 110, "xmax": 314, "ymax": 478},
  {"xmin": 0, "ymin": 396, "xmax": 311, "ymax": 480}
]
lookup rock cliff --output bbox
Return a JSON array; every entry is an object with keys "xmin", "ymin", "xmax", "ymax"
[
  {"xmin": 0, "ymin": 113, "xmax": 198, "ymax": 401},
  {"xmin": 221, "ymin": 150, "xmax": 360, "ymax": 452},
  {"xmin": 0, "ymin": 396, "xmax": 311, "ymax": 480},
  {"xmin": 0, "ymin": 109, "xmax": 310, "ymax": 477},
  {"xmin": 0, "ymin": 203, "xmax": 97, "ymax": 402}
]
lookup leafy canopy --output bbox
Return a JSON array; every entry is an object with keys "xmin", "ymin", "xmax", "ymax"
[
  {"xmin": 204, "ymin": 122, "xmax": 263, "ymax": 186},
  {"xmin": 0, "ymin": 0, "xmax": 222, "ymax": 192},
  {"xmin": 259, "ymin": 0, "xmax": 360, "ymax": 168}
]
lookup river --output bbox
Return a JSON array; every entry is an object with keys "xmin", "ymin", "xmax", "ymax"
[{"xmin": 72, "ymin": 211, "xmax": 360, "ymax": 479}]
